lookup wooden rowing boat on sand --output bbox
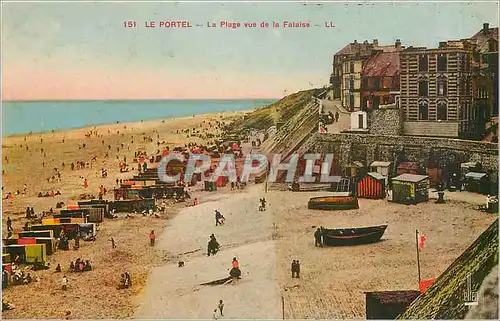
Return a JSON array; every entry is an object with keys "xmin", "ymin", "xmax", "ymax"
[
  {"xmin": 308, "ymin": 193, "xmax": 359, "ymax": 210},
  {"xmin": 321, "ymin": 225, "xmax": 388, "ymax": 246},
  {"xmin": 289, "ymin": 183, "xmax": 332, "ymax": 192}
]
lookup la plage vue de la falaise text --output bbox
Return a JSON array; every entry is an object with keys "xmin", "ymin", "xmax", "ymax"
[{"xmin": 123, "ymin": 20, "xmax": 336, "ymax": 28}]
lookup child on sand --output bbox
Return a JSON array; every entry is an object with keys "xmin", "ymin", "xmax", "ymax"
[
  {"xmin": 149, "ymin": 230, "xmax": 156, "ymax": 246},
  {"xmin": 61, "ymin": 276, "xmax": 68, "ymax": 290}
]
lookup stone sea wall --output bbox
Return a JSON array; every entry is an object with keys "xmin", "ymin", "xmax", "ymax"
[
  {"xmin": 308, "ymin": 132, "xmax": 498, "ymax": 173},
  {"xmin": 368, "ymin": 107, "xmax": 402, "ymax": 136}
]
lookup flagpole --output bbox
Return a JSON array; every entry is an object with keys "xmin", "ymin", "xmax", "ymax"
[{"xmin": 416, "ymin": 229, "xmax": 421, "ymax": 286}]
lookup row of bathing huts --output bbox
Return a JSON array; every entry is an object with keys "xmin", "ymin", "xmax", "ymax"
[
  {"xmin": 115, "ymin": 142, "xmax": 247, "ymax": 203},
  {"xmin": 2, "ymin": 202, "xmax": 103, "ymax": 280}
]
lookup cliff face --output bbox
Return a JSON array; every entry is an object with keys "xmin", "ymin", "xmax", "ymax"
[{"xmin": 397, "ymin": 219, "xmax": 499, "ymax": 320}]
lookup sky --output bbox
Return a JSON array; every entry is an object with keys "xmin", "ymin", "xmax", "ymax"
[{"xmin": 1, "ymin": 0, "xmax": 499, "ymax": 100}]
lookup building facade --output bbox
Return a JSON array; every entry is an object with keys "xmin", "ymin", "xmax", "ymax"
[
  {"xmin": 341, "ymin": 58, "xmax": 364, "ymax": 110},
  {"xmin": 361, "ymin": 44, "xmax": 401, "ymax": 110},
  {"xmin": 331, "ymin": 39, "xmax": 403, "ymax": 111},
  {"xmin": 469, "ymin": 23, "xmax": 499, "ymax": 141},
  {"xmin": 331, "ymin": 40, "xmax": 375, "ymax": 109},
  {"xmin": 400, "ymin": 41, "xmax": 474, "ymax": 138}
]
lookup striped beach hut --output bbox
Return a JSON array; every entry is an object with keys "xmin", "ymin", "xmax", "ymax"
[{"xmin": 357, "ymin": 172, "xmax": 386, "ymax": 199}]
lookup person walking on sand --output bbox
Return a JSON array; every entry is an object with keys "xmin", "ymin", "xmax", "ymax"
[
  {"xmin": 218, "ymin": 300, "xmax": 224, "ymax": 316},
  {"xmin": 6, "ymin": 217, "xmax": 13, "ymax": 232},
  {"xmin": 291, "ymin": 260, "xmax": 297, "ymax": 278},
  {"xmin": 212, "ymin": 309, "xmax": 218, "ymax": 320},
  {"xmin": 314, "ymin": 228, "xmax": 323, "ymax": 247},
  {"xmin": 149, "ymin": 230, "xmax": 156, "ymax": 246},
  {"xmin": 83, "ymin": 178, "xmax": 88, "ymax": 188},
  {"xmin": 61, "ymin": 275, "xmax": 68, "ymax": 291},
  {"xmin": 215, "ymin": 210, "xmax": 222, "ymax": 226}
]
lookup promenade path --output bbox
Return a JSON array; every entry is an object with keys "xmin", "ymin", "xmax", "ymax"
[
  {"xmin": 320, "ymin": 99, "xmax": 350, "ymax": 134},
  {"xmin": 135, "ymin": 186, "xmax": 282, "ymax": 319}
]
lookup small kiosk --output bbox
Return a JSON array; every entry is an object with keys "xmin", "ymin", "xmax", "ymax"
[
  {"xmin": 391, "ymin": 174, "xmax": 429, "ymax": 204},
  {"xmin": 344, "ymin": 161, "xmax": 365, "ymax": 178},
  {"xmin": 357, "ymin": 172, "xmax": 386, "ymax": 199},
  {"xmin": 465, "ymin": 172, "xmax": 489, "ymax": 195},
  {"xmin": 370, "ymin": 161, "xmax": 392, "ymax": 184}
]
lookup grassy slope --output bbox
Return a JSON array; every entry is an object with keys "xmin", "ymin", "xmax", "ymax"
[{"xmin": 229, "ymin": 89, "xmax": 317, "ymax": 132}]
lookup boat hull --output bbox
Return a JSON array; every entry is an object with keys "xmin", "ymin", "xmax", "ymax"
[
  {"xmin": 308, "ymin": 195, "xmax": 359, "ymax": 210},
  {"xmin": 290, "ymin": 183, "xmax": 332, "ymax": 192},
  {"xmin": 321, "ymin": 225, "xmax": 388, "ymax": 246}
]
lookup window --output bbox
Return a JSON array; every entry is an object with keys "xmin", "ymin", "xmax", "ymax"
[
  {"xmin": 488, "ymin": 39, "xmax": 497, "ymax": 52},
  {"xmin": 373, "ymin": 78, "xmax": 380, "ymax": 89},
  {"xmin": 437, "ymin": 78, "xmax": 447, "ymax": 96},
  {"xmin": 419, "ymin": 101, "xmax": 429, "ymax": 120},
  {"xmin": 418, "ymin": 80, "xmax": 429, "ymax": 97},
  {"xmin": 419, "ymin": 54, "xmax": 428, "ymax": 72},
  {"xmin": 349, "ymin": 75, "xmax": 354, "ymax": 90},
  {"xmin": 350, "ymin": 62, "xmax": 354, "ymax": 73},
  {"xmin": 437, "ymin": 102, "xmax": 447, "ymax": 120},
  {"xmin": 362, "ymin": 78, "xmax": 368, "ymax": 89},
  {"xmin": 349, "ymin": 94, "xmax": 354, "ymax": 109},
  {"xmin": 437, "ymin": 54, "xmax": 447, "ymax": 72}
]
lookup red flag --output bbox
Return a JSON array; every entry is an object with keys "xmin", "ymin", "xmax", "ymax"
[{"xmin": 418, "ymin": 234, "xmax": 427, "ymax": 249}]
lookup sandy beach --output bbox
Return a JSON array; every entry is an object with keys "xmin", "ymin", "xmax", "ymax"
[
  {"xmin": 133, "ymin": 185, "xmax": 495, "ymax": 319},
  {"xmin": 1, "ymin": 110, "xmax": 247, "ymax": 319},
  {"xmin": 2, "ymin": 110, "xmax": 496, "ymax": 319},
  {"xmin": 135, "ymin": 188, "xmax": 282, "ymax": 319}
]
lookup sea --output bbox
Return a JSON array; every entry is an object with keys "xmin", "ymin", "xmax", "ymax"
[{"xmin": 1, "ymin": 99, "xmax": 276, "ymax": 136}]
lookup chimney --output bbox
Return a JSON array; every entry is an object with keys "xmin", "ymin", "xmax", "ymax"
[
  {"xmin": 395, "ymin": 39, "xmax": 401, "ymax": 50},
  {"xmin": 439, "ymin": 41, "xmax": 447, "ymax": 49},
  {"xmin": 363, "ymin": 40, "xmax": 369, "ymax": 45},
  {"xmin": 483, "ymin": 23, "xmax": 489, "ymax": 36},
  {"xmin": 353, "ymin": 40, "xmax": 358, "ymax": 44},
  {"xmin": 373, "ymin": 39, "xmax": 379, "ymax": 46}
]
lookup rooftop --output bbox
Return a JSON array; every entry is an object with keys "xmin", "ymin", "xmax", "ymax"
[
  {"xmin": 362, "ymin": 51, "xmax": 400, "ymax": 77},
  {"xmin": 470, "ymin": 25, "xmax": 499, "ymax": 53},
  {"xmin": 371, "ymin": 161, "xmax": 392, "ymax": 167},
  {"xmin": 367, "ymin": 172, "xmax": 386, "ymax": 181},
  {"xmin": 336, "ymin": 40, "xmax": 403, "ymax": 57},
  {"xmin": 392, "ymin": 174, "xmax": 429, "ymax": 183}
]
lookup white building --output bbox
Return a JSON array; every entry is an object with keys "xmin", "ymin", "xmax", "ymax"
[{"xmin": 350, "ymin": 111, "xmax": 368, "ymax": 130}]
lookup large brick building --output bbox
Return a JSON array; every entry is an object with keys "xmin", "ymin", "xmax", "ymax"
[
  {"xmin": 469, "ymin": 23, "xmax": 499, "ymax": 141},
  {"xmin": 399, "ymin": 41, "xmax": 475, "ymax": 138},
  {"xmin": 330, "ymin": 39, "xmax": 403, "ymax": 111}
]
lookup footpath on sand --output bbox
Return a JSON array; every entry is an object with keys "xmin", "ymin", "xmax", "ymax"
[{"xmin": 135, "ymin": 185, "xmax": 282, "ymax": 319}]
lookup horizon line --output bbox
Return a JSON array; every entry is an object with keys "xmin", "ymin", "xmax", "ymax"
[{"xmin": 1, "ymin": 97, "xmax": 281, "ymax": 103}]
